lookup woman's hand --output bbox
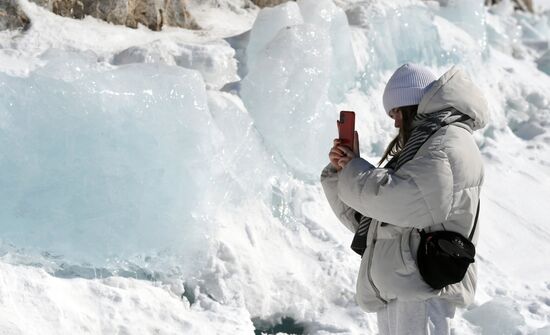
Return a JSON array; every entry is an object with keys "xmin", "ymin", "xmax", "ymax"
[
  {"xmin": 329, "ymin": 139, "xmax": 345, "ymax": 171},
  {"xmin": 329, "ymin": 131, "xmax": 360, "ymax": 171}
]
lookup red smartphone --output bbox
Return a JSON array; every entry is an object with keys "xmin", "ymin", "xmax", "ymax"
[{"xmin": 337, "ymin": 111, "xmax": 355, "ymax": 152}]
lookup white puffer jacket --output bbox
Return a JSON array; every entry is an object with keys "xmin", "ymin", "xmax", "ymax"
[{"xmin": 321, "ymin": 66, "xmax": 488, "ymax": 312}]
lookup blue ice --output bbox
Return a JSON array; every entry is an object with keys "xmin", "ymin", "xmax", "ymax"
[{"xmin": 0, "ymin": 57, "xmax": 215, "ymax": 270}]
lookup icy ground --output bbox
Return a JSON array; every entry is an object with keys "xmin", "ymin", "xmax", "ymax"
[{"xmin": 0, "ymin": 0, "xmax": 550, "ymax": 334}]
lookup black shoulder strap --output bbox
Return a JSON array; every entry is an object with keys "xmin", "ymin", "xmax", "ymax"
[{"xmin": 468, "ymin": 201, "xmax": 481, "ymax": 241}]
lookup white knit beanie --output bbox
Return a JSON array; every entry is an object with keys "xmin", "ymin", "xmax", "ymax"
[{"xmin": 382, "ymin": 63, "xmax": 437, "ymax": 115}]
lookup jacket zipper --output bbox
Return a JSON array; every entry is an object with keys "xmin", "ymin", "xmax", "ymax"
[{"xmin": 367, "ymin": 221, "xmax": 388, "ymax": 304}]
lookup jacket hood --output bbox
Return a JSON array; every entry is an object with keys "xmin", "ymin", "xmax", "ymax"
[{"xmin": 418, "ymin": 66, "xmax": 488, "ymax": 130}]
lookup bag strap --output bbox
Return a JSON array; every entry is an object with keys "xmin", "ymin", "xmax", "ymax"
[
  {"xmin": 418, "ymin": 200, "xmax": 480, "ymax": 239},
  {"xmin": 468, "ymin": 201, "xmax": 481, "ymax": 241}
]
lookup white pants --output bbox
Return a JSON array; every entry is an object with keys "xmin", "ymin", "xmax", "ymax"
[{"xmin": 376, "ymin": 298, "xmax": 456, "ymax": 335}]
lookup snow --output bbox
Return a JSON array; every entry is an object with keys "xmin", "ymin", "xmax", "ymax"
[
  {"xmin": 0, "ymin": 0, "xmax": 550, "ymax": 334},
  {"xmin": 463, "ymin": 297, "xmax": 526, "ymax": 335},
  {"xmin": 534, "ymin": 0, "xmax": 550, "ymax": 13},
  {"xmin": 0, "ymin": 261, "xmax": 255, "ymax": 334}
]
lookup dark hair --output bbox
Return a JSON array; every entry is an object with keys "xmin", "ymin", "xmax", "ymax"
[{"xmin": 378, "ymin": 105, "xmax": 418, "ymax": 166}]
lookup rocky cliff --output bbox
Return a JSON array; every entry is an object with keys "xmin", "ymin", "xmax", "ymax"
[
  {"xmin": 0, "ymin": 0, "xmax": 30, "ymax": 30},
  {"xmin": 1, "ymin": 0, "xmax": 199, "ymax": 31},
  {"xmin": 0, "ymin": 0, "xmax": 299, "ymax": 32},
  {"xmin": 251, "ymin": 0, "xmax": 292, "ymax": 7}
]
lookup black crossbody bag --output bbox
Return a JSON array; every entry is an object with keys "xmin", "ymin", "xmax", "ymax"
[{"xmin": 416, "ymin": 201, "xmax": 480, "ymax": 290}]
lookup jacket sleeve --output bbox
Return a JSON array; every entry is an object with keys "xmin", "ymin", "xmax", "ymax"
[
  {"xmin": 320, "ymin": 163, "xmax": 364, "ymax": 233},
  {"xmin": 336, "ymin": 151, "xmax": 453, "ymax": 229}
]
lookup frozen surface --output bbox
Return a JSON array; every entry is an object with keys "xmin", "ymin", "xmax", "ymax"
[
  {"xmin": 346, "ymin": 1, "xmax": 445, "ymax": 86},
  {"xmin": 206, "ymin": 91, "xmax": 281, "ymax": 199},
  {"xmin": 538, "ymin": 50, "xmax": 550, "ymax": 74},
  {"xmin": 298, "ymin": 0, "xmax": 356, "ymax": 100},
  {"xmin": 1, "ymin": 0, "xmax": 550, "ymax": 334},
  {"xmin": 241, "ymin": 23, "xmax": 335, "ymax": 177},
  {"xmin": 438, "ymin": 0, "xmax": 488, "ymax": 53},
  {"xmin": 241, "ymin": 0, "xmax": 356, "ymax": 177},
  {"xmin": 110, "ymin": 39, "xmax": 238, "ymax": 90},
  {"xmin": 0, "ymin": 57, "xmax": 215, "ymax": 269},
  {"xmin": 246, "ymin": 1, "xmax": 304, "ymax": 72}
]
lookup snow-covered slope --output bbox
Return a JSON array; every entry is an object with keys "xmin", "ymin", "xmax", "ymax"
[{"xmin": 0, "ymin": 0, "xmax": 549, "ymax": 334}]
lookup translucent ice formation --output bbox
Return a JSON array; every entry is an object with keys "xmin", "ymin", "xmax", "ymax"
[
  {"xmin": 0, "ymin": 59, "xmax": 217, "ymax": 268},
  {"xmin": 537, "ymin": 49, "xmax": 550, "ymax": 74},
  {"xmin": 353, "ymin": 3, "xmax": 442, "ymax": 82},
  {"xmin": 111, "ymin": 40, "xmax": 238, "ymax": 90},
  {"xmin": 246, "ymin": 2, "xmax": 304, "ymax": 72},
  {"xmin": 240, "ymin": 0, "xmax": 356, "ymax": 176},
  {"xmin": 206, "ymin": 90, "xmax": 282, "ymax": 203},
  {"xmin": 297, "ymin": 0, "xmax": 356, "ymax": 100},
  {"xmin": 438, "ymin": 0, "xmax": 488, "ymax": 53},
  {"xmin": 240, "ymin": 23, "xmax": 335, "ymax": 176}
]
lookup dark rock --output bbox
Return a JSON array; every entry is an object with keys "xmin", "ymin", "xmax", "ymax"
[
  {"xmin": 252, "ymin": 0, "xmax": 294, "ymax": 8},
  {"xmin": 27, "ymin": 0, "xmax": 199, "ymax": 31},
  {"xmin": 484, "ymin": 0, "xmax": 534, "ymax": 12},
  {"xmin": 163, "ymin": 0, "xmax": 199, "ymax": 30},
  {"xmin": 0, "ymin": 0, "xmax": 31, "ymax": 31},
  {"xmin": 83, "ymin": 0, "xmax": 130, "ymax": 26}
]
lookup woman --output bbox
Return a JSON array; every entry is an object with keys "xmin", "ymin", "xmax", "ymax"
[{"xmin": 320, "ymin": 63, "xmax": 488, "ymax": 335}]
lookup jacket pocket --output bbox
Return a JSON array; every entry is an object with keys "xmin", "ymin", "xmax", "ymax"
[
  {"xmin": 370, "ymin": 227, "xmax": 437, "ymax": 301},
  {"xmin": 369, "ymin": 236, "xmax": 407, "ymax": 301},
  {"xmin": 401, "ymin": 228, "xmax": 420, "ymax": 273}
]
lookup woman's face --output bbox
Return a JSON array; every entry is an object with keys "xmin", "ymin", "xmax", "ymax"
[{"xmin": 389, "ymin": 109, "xmax": 403, "ymax": 129}]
